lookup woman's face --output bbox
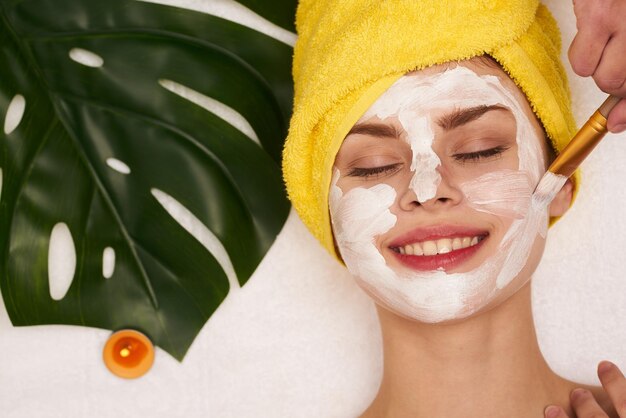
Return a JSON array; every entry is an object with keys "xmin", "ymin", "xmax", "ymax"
[{"xmin": 330, "ymin": 60, "xmax": 569, "ymax": 323}]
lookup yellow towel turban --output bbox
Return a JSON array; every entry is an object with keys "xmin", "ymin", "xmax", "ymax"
[{"xmin": 283, "ymin": 0, "xmax": 578, "ymax": 259}]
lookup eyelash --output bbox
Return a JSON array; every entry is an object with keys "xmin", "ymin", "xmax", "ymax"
[
  {"xmin": 452, "ymin": 145, "xmax": 509, "ymax": 162},
  {"xmin": 346, "ymin": 146, "xmax": 508, "ymax": 178},
  {"xmin": 347, "ymin": 163, "xmax": 402, "ymax": 178}
]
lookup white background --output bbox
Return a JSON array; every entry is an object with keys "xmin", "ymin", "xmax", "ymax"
[{"xmin": 1, "ymin": 1, "xmax": 625, "ymax": 417}]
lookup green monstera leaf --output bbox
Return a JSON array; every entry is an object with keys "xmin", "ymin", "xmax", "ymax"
[{"xmin": 0, "ymin": 0, "xmax": 295, "ymax": 360}]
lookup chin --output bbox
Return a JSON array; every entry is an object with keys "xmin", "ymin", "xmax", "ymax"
[{"xmin": 360, "ymin": 240, "xmax": 545, "ymax": 325}]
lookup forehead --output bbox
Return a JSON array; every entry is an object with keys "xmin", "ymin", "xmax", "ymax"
[
  {"xmin": 338, "ymin": 58, "xmax": 550, "ymax": 175},
  {"xmin": 359, "ymin": 60, "xmax": 527, "ymax": 122}
]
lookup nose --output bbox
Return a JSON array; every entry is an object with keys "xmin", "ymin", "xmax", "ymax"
[{"xmin": 397, "ymin": 165, "xmax": 464, "ymax": 211}]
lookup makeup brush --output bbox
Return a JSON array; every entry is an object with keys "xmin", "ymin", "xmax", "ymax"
[{"xmin": 547, "ymin": 95, "xmax": 620, "ymax": 177}]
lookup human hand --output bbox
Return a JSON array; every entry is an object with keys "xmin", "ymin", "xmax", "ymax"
[
  {"xmin": 543, "ymin": 361, "xmax": 626, "ymax": 417},
  {"xmin": 568, "ymin": 0, "xmax": 626, "ymax": 133}
]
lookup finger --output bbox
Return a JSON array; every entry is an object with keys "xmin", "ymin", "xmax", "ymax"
[
  {"xmin": 592, "ymin": 34, "xmax": 626, "ymax": 96},
  {"xmin": 597, "ymin": 361, "xmax": 626, "ymax": 417},
  {"xmin": 606, "ymin": 98, "xmax": 626, "ymax": 133},
  {"xmin": 569, "ymin": 26, "xmax": 611, "ymax": 77},
  {"xmin": 570, "ymin": 388, "xmax": 609, "ymax": 418},
  {"xmin": 544, "ymin": 405, "xmax": 569, "ymax": 418}
]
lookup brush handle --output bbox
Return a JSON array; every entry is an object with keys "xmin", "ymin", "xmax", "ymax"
[
  {"xmin": 547, "ymin": 95, "xmax": 619, "ymax": 177},
  {"xmin": 599, "ymin": 95, "xmax": 620, "ymax": 118}
]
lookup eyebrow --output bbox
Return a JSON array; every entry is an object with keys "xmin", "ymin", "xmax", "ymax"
[
  {"xmin": 436, "ymin": 104, "xmax": 509, "ymax": 130},
  {"xmin": 347, "ymin": 122, "xmax": 401, "ymax": 138},
  {"xmin": 347, "ymin": 104, "xmax": 509, "ymax": 138}
]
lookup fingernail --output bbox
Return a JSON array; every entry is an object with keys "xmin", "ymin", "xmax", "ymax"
[
  {"xmin": 598, "ymin": 360, "xmax": 614, "ymax": 374},
  {"xmin": 545, "ymin": 405, "xmax": 560, "ymax": 418},
  {"xmin": 571, "ymin": 388, "xmax": 586, "ymax": 400},
  {"xmin": 611, "ymin": 123, "xmax": 626, "ymax": 133}
]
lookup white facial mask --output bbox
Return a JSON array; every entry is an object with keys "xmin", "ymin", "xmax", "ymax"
[{"xmin": 329, "ymin": 66, "xmax": 567, "ymax": 322}]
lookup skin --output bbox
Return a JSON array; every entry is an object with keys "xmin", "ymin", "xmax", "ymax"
[
  {"xmin": 569, "ymin": 0, "xmax": 626, "ymax": 133},
  {"xmin": 333, "ymin": 64, "xmax": 554, "ymax": 323},
  {"xmin": 332, "ymin": 58, "xmax": 623, "ymax": 417}
]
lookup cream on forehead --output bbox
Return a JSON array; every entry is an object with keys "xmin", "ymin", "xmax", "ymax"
[{"xmin": 330, "ymin": 65, "xmax": 559, "ymax": 322}]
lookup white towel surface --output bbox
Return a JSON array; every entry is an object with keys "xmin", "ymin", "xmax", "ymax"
[{"xmin": 1, "ymin": 1, "xmax": 625, "ymax": 417}]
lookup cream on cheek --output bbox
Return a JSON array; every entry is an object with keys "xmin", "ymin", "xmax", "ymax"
[
  {"xmin": 460, "ymin": 170, "xmax": 532, "ymax": 220},
  {"xmin": 330, "ymin": 66, "xmax": 566, "ymax": 322},
  {"xmin": 329, "ymin": 178, "xmax": 397, "ymax": 281}
]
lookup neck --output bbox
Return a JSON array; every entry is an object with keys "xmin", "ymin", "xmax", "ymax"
[{"xmin": 361, "ymin": 283, "xmax": 574, "ymax": 418}]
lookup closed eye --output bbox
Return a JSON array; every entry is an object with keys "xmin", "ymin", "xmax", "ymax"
[
  {"xmin": 347, "ymin": 163, "xmax": 402, "ymax": 178},
  {"xmin": 452, "ymin": 146, "xmax": 509, "ymax": 162}
]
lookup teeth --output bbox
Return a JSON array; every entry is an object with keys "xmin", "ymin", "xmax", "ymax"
[
  {"xmin": 437, "ymin": 238, "xmax": 452, "ymax": 254},
  {"xmin": 422, "ymin": 241, "xmax": 437, "ymax": 256},
  {"xmin": 398, "ymin": 235, "xmax": 484, "ymax": 256}
]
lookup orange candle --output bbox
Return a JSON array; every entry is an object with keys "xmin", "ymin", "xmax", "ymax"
[{"xmin": 103, "ymin": 329, "xmax": 154, "ymax": 379}]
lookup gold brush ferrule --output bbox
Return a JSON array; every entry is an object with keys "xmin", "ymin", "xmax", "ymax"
[
  {"xmin": 547, "ymin": 94, "xmax": 619, "ymax": 178},
  {"xmin": 548, "ymin": 111, "xmax": 608, "ymax": 177}
]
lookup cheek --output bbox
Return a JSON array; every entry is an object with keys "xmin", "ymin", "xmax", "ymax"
[
  {"xmin": 329, "ymin": 180, "xmax": 398, "ymax": 248},
  {"xmin": 459, "ymin": 169, "xmax": 534, "ymax": 220}
]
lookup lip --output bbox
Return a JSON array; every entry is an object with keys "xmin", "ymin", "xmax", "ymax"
[
  {"xmin": 388, "ymin": 225, "xmax": 489, "ymax": 272},
  {"xmin": 389, "ymin": 225, "xmax": 488, "ymax": 247}
]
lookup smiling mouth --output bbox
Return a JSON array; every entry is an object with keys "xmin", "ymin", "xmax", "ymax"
[
  {"xmin": 389, "ymin": 234, "xmax": 488, "ymax": 271},
  {"xmin": 391, "ymin": 234, "xmax": 487, "ymax": 256}
]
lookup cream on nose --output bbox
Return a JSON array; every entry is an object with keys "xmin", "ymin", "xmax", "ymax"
[
  {"xmin": 400, "ymin": 113, "xmax": 442, "ymax": 203},
  {"xmin": 411, "ymin": 163, "xmax": 466, "ymax": 207}
]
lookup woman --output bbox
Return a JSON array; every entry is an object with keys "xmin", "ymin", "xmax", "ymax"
[{"xmin": 283, "ymin": 0, "xmax": 626, "ymax": 416}]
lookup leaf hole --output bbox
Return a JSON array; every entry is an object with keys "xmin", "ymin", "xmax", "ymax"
[
  {"xmin": 103, "ymin": 247, "xmax": 116, "ymax": 279},
  {"xmin": 4, "ymin": 94, "xmax": 25, "ymax": 135},
  {"xmin": 136, "ymin": 0, "xmax": 296, "ymax": 46},
  {"xmin": 106, "ymin": 158, "xmax": 131, "ymax": 174},
  {"xmin": 158, "ymin": 79, "xmax": 260, "ymax": 146},
  {"xmin": 69, "ymin": 48, "xmax": 104, "ymax": 68},
  {"xmin": 151, "ymin": 188, "xmax": 239, "ymax": 290},
  {"xmin": 48, "ymin": 222, "xmax": 77, "ymax": 301}
]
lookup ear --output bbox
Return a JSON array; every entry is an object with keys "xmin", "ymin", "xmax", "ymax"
[{"xmin": 549, "ymin": 178, "xmax": 574, "ymax": 217}]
